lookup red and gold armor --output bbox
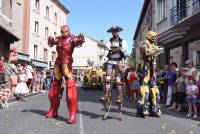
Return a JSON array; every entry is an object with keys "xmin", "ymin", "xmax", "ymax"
[{"xmin": 46, "ymin": 25, "xmax": 84, "ymax": 124}]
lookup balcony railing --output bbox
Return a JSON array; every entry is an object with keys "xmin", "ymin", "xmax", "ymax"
[
  {"xmin": 193, "ymin": 0, "xmax": 200, "ymax": 12},
  {"xmin": 170, "ymin": 0, "xmax": 190, "ymax": 26}
]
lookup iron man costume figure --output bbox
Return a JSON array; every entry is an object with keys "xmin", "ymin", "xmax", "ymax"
[
  {"xmin": 46, "ymin": 25, "xmax": 85, "ymax": 124},
  {"xmin": 137, "ymin": 31, "xmax": 163, "ymax": 117}
]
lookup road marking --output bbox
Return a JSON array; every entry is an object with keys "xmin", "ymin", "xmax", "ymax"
[{"xmin": 78, "ymin": 100, "xmax": 84, "ymax": 134}]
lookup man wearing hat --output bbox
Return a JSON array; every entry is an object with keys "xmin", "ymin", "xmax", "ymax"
[{"xmin": 100, "ymin": 26, "xmax": 127, "ymax": 108}]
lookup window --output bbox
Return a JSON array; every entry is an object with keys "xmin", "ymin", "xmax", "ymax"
[
  {"xmin": 147, "ymin": 3, "xmax": 153, "ymax": 30},
  {"xmin": 54, "ymin": 12, "xmax": 57, "ymax": 24},
  {"xmin": 189, "ymin": 40, "xmax": 200, "ymax": 65},
  {"xmin": 139, "ymin": 31, "xmax": 142, "ymax": 41},
  {"xmin": 0, "ymin": 0, "xmax": 2, "ymax": 12},
  {"xmin": 35, "ymin": 0, "xmax": 40, "ymax": 12},
  {"xmin": 1, "ymin": 0, "xmax": 12, "ymax": 18},
  {"xmin": 34, "ymin": 21, "xmax": 39, "ymax": 36},
  {"xmin": 34, "ymin": 45, "xmax": 38, "ymax": 59},
  {"xmin": 44, "ymin": 49, "xmax": 48, "ymax": 62},
  {"xmin": 158, "ymin": 0, "xmax": 166, "ymax": 21},
  {"xmin": 46, "ymin": 6, "xmax": 49, "ymax": 18},
  {"xmin": 45, "ymin": 27, "xmax": 49, "ymax": 38},
  {"xmin": 193, "ymin": 0, "xmax": 200, "ymax": 11},
  {"xmin": 178, "ymin": 0, "xmax": 187, "ymax": 20},
  {"xmin": 52, "ymin": 51, "xmax": 56, "ymax": 61}
]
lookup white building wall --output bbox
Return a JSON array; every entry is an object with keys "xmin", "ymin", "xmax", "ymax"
[
  {"xmin": 156, "ymin": 0, "xmax": 173, "ymax": 34},
  {"xmin": 29, "ymin": 0, "xmax": 67, "ymax": 66},
  {"xmin": 11, "ymin": 0, "xmax": 24, "ymax": 52},
  {"xmin": 135, "ymin": 0, "xmax": 156, "ymax": 65},
  {"xmin": 73, "ymin": 36, "xmax": 108, "ymax": 69}
]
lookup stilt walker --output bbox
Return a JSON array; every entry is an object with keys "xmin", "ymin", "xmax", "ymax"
[
  {"xmin": 100, "ymin": 26, "xmax": 127, "ymax": 121},
  {"xmin": 137, "ymin": 31, "xmax": 163, "ymax": 117}
]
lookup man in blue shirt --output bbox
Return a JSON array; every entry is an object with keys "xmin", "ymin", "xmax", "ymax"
[{"xmin": 165, "ymin": 62, "xmax": 177, "ymax": 106}]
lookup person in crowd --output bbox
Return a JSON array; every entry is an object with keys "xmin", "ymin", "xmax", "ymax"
[
  {"xmin": 25, "ymin": 62, "xmax": 34, "ymax": 92},
  {"xmin": 186, "ymin": 78, "xmax": 198, "ymax": 118},
  {"xmin": 182, "ymin": 60, "xmax": 197, "ymax": 85},
  {"xmin": 165, "ymin": 63, "xmax": 177, "ymax": 106},
  {"xmin": 196, "ymin": 74, "xmax": 200, "ymax": 99},
  {"xmin": 35, "ymin": 70, "xmax": 45, "ymax": 93},
  {"xmin": 0, "ymin": 57, "xmax": 5, "ymax": 83},
  {"xmin": 127, "ymin": 67, "xmax": 140, "ymax": 101},
  {"xmin": 168, "ymin": 69, "xmax": 186, "ymax": 111},
  {"xmin": 124, "ymin": 68, "xmax": 131, "ymax": 98},
  {"xmin": 159, "ymin": 65, "xmax": 169, "ymax": 104},
  {"xmin": 45, "ymin": 70, "xmax": 52, "ymax": 90},
  {"xmin": 6, "ymin": 48, "xmax": 19, "ymax": 106},
  {"xmin": 0, "ymin": 57, "xmax": 10, "ymax": 108},
  {"xmin": 0, "ymin": 57, "xmax": 6, "ymax": 82},
  {"xmin": 41, "ymin": 69, "xmax": 46, "ymax": 91},
  {"xmin": 15, "ymin": 63, "xmax": 29, "ymax": 101},
  {"xmin": 50, "ymin": 69, "xmax": 54, "ymax": 87},
  {"xmin": 0, "ymin": 87, "xmax": 10, "ymax": 108},
  {"xmin": 31, "ymin": 67, "xmax": 37, "ymax": 94}
]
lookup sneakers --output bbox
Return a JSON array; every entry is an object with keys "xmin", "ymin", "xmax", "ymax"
[
  {"xmin": 193, "ymin": 114, "xmax": 197, "ymax": 118},
  {"xmin": 31, "ymin": 91, "xmax": 37, "ymax": 94},
  {"xmin": 0, "ymin": 103, "xmax": 3, "ymax": 109},
  {"xmin": 186, "ymin": 114, "xmax": 191, "ymax": 117},
  {"xmin": 168, "ymin": 106, "xmax": 176, "ymax": 110},
  {"xmin": 186, "ymin": 114, "xmax": 198, "ymax": 118},
  {"xmin": 0, "ymin": 102, "xmax": 9, "ymax": 108},
  {"xmin": 4, "ymin": 102, "xmax": 9, "ymax": 108}
]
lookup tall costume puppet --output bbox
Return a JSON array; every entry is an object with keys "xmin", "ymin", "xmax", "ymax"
[
  {"xmin": 46, "ymin": 25, "xmax": 85, "ymax": 124},
  {"xmin": 100, "ymin": 26, "xmax": 127, "ymax": 120},
  {"xmin": 137, "ymin": 31, "xmax": 163, "ymax": 117}
]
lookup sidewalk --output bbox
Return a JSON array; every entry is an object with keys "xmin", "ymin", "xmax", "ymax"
[{"xmin": 162, "ymin": 106, "xmax": 200, "ymax": 121}]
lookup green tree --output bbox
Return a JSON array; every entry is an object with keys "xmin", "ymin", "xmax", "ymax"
[{"xmin": 127, "ymin": 46, "xmax": 136, "ymax": 68}]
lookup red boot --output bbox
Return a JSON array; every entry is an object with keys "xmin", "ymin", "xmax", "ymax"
[
  {"xmin": 66, "ymin": 79, "xmax": 78, "ymax": 124},
  {"xmin": 46, "ymin": 79, "xmax": 62, "ymax": 118}
]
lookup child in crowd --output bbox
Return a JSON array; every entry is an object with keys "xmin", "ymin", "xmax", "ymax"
[
  {"xmin": 186, "ymin": 78, "xmax": 199, "ymax": 118},
  {"xmin": 15, "ymin": 64, "xmax": 29, "ymax": 101}
]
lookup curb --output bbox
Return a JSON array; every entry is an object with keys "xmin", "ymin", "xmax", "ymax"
[
  {"xmin": 161, "ymin": 107, "xmax": 200, "ymax": 121},
  {"xmin": 8, "ymin": 92, "xmax": 43, "ymax": 103}
]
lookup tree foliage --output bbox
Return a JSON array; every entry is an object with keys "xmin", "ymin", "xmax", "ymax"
[{"xmin": 127, "ymin": 46, "xmax": 136, "ymax": 68}]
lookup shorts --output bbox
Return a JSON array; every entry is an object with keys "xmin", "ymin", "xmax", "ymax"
[
  {"xmin": 131, "ymin": 80, "xmax": 140, "ymax": 90},
  {"xmin": 186, "ymin": 97, "xmax": 197, "ymax": 104}
]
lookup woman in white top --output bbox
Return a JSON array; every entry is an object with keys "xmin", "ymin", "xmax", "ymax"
[{"xmin": 15, "ymin": 64, "xmax": 29, "ymax": 101}]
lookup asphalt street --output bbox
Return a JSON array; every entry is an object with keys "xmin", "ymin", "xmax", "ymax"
[{"xmin": 0, "ymin": 85, "xmax": 200, "ymax": 134}]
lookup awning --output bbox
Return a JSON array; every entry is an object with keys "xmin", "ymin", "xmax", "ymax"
[
  {"xmin": 0, "ymin": 25, "xmax": 19, "ymax": 43},
  {"xmin": 31, "ymin": 59, "xmax": 48, "ymax": 68},
  {"xmin": 17, "ymin": 52, "xmax": 29, "ymax": 61}
]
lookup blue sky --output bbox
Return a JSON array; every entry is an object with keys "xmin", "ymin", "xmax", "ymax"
[{"xmin": 60, "ymin": 0, "xmax": 144, "ymax": 54}]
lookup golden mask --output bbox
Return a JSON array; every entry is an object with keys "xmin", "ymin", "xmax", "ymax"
[{"xmin": 145, "ymin": 31, "xmax": 158, "ymax": 42}]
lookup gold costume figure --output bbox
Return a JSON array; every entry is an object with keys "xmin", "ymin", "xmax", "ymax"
[{"xmin": 137, "ymin": 31, "xmax": 163, "ymax": 117}]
